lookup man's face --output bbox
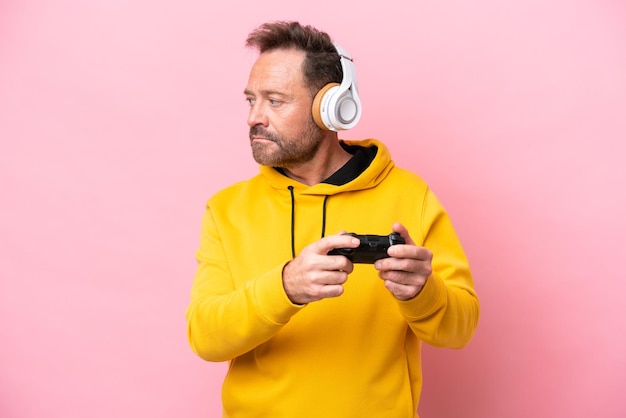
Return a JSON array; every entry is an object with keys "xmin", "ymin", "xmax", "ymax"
[{"xmin": 244, "ymin": 48, "xmax": 325, "ymax": 167}]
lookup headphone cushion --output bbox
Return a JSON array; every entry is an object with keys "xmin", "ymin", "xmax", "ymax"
[{"xmin": 312, "ymin": 82, "xmax": 340, "ymax": 130}]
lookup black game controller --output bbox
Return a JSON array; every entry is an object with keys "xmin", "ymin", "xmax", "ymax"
[{"xmin": 328, "ymin": 232, "xmax": 406, "ymax": 264}]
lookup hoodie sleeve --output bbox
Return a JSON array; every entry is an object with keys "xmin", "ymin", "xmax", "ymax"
[
  {"xmin": 185, "ymin": 206, "xmax": 304, "ymax": 362},
  {"xmin": 397, "ymin": 188, "xmax": 480, "ymax": 349}
]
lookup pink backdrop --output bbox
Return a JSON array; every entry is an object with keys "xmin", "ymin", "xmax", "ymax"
[{"xmin": 1, "ymin": 1, "xmax": 625, "ymax": 417}]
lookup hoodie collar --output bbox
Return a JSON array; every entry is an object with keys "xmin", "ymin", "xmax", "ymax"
[{"xmin": 259, "ymin": 138, "xmax": 394, "ymax": 195}]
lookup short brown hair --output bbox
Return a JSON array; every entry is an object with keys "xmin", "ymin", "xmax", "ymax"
[{"xmin": 245, "ymin": 21, "xmax": 342, "ymax": 96}]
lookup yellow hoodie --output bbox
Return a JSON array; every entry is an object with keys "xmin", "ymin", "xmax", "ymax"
[{"xmin": 186, "ymin": 139, "xmax": 479, "ymax": 418}]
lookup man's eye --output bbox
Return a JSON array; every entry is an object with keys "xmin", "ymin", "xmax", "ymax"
[
  {"xmin": 245, "ymin": 97, "xmax": 255, "ymax": 106},
  {"xmin": 269, "ymin": 99, "xmax": 281, "ymax": 106}
]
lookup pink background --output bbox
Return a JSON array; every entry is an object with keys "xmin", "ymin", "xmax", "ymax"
[{"xmin": 1, "ymin": 0, "xmax": 625, "ymax": 417}]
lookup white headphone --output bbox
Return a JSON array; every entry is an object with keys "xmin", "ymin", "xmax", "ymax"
[{"xmin": 312, "ymin": 43, "xmax": 362, "ymax": 131}]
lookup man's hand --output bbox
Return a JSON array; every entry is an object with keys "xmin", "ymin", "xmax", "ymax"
[
  {"xmin": 374, "ymin": 222, "xmax": 433, "ymax": 301},
  {"xmin": 282, "ymin": 233, "xmax": 360, "ymax": 305}
]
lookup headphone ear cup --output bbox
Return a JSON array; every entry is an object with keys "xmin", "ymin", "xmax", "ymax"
[{"xmin": 312, "ymin": 82, "xmax": 340, "ymax": 130}]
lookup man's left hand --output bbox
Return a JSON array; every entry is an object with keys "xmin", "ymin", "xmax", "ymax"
[{"xmin": 374, "ymin": 222, "xmax": 432, "ymax": 301}]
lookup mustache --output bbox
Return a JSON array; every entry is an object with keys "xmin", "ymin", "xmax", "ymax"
[{"xmin": 249, "ymin": 126, "xmax": 278, "ymax": 142}]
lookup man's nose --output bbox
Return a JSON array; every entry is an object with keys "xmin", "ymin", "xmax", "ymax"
[{"xmin": 247, "ymin": 102, "xmax": 268, "ymax": 127}]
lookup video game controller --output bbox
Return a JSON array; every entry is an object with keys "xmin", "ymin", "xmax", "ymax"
[{"xmin": 328, "ymin": 232, "xmax": 406, "ymax": 264}]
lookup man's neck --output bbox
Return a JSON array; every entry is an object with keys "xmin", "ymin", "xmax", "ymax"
[{"xmin": 280, "ymin": 139, "xmax": 353, "ymax": 186}]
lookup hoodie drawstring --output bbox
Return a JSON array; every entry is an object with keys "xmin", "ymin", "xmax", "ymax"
[
  {"xmin": 287, "ymin": 186, "xmax": 330, "ymax": 259},
  {"xmin": 288, "ymin": 186, "xmax": 296, "ymax": 259},
  {"xmin": 321, "ymin": 195, "xmax": 330, "ymax": 238}
]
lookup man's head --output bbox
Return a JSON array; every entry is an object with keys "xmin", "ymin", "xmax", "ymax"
[{"xmin": 244, "ymin": 21, "xmax": 343, "ymax": 169}]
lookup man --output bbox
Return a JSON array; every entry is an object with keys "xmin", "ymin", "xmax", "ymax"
[{"xmin": 186, "ymin": 20, "xmax": 479, "ymax": 418}]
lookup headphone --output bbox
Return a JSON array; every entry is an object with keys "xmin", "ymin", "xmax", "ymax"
[{"xmin": 312, "ymin": 43, "xmax": 362, "ymax": 131}]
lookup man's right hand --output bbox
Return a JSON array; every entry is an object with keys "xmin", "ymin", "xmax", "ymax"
[{"xmin": 282, "ymin": 233, "xmax": 361, "ymax": 305}]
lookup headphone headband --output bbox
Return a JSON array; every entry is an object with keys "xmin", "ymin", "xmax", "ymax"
[{"xmin": 312, "ymin": 43, "xmax": 362, "ymax": 131}]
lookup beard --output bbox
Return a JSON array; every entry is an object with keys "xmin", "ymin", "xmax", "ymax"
[{"xmin": 249, "ymin": 120, "xmax": 325, "ymax": 167}]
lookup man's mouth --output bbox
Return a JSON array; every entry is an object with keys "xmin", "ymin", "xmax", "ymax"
[
  {"xmin": 250, "ymin": 136, "xmax": 274, "ymax": 143},
  {"xmin": 249, "ymin": 126, "xmax": 275, "ymax": 142}
]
